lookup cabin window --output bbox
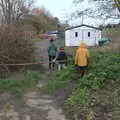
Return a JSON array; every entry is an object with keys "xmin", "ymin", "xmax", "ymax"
[
  {"xmin": 88, "ymin": 32, "xmax": 90, "ymax": 37},
  {"xmin": 75, "ymin": 32, "xmax": 78, "ymax": 37}
]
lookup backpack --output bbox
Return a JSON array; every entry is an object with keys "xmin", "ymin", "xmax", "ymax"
[{"xmin": 49, "ymin": 44, "xmax": 57, "ymax": 56}]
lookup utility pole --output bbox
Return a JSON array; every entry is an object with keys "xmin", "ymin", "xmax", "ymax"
[
  {"xmin": 57, "ymin": 24, "xmax": 61, "ymax": 48},
  {"xmin": 81, "ymin": 14, "xmax": 84, "ymax": 42},
  {"xmin": 81, "ymin": 14, "xmax": 84, "ymax": 24}
]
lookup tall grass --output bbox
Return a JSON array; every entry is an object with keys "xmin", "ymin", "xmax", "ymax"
[
  {"xmin": 0, "ymin": 70, "xmax": 40, "ymax": 96},
  {"xmin": 42, "ymin": 65, "xmax": 78, "ymax": 94}
]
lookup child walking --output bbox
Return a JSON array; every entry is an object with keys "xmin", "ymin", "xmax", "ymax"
[
  {"xmin": 53, "ymin": 47, "xmax": 67, "ymax": 71},
  {"xmin": 75, "ymin": 42, "xmax": 90, "ymax": 78}
]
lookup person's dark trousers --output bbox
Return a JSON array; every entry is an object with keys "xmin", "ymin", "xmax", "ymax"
[
  {"xmin": 49, "ymin": 56, "xmax": 56, "ymax": 70},
  {"xmin": 76, "ymin": 65, "xmax": 88, "ymax": 78}
]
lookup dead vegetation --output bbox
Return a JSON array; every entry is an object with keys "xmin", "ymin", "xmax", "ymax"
[
  {"xmin": 109, "ymin": 37, "xmax": 120, "ymax": 52},
  {"xmin": 0, "ymin": 26, "xmax": 35, "ymax": 76}
]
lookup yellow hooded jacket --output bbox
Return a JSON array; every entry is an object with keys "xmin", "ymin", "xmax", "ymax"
[{"xmin": 75, "ymin": 43, "xmax": 90, "ymax": 66}]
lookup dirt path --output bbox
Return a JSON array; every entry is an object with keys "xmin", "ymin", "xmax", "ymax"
[
  {"xmin": 24, "ymin": 89, "xmax": 68, "ymax": 120},
  {"xmin": 0, "ymin": 40, "xmax": 69, "ymax": 120},
  {"xmin": 0, "ymin": 89, "xmax": 68, "ymax": 120},
  {"xmin": 34, "ymin": 40, "xmax": 49, "ymax": 69}
]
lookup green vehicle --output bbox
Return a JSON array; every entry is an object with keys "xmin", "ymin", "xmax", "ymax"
[{"xmin": 98, "ymin": 37, "xmax": 111, "ymax": 46}]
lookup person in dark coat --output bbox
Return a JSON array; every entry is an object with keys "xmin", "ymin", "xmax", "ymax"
[
  {"xmin": 53, "ymin": 47, "xmax": 67, "ymax": 71},
  {"xmin": 48, "ymin": 38, "xmax": 57, "ymax": 70}
]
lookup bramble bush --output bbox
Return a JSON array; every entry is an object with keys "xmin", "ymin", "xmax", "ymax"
[{"xmin": 0, "ymin": 26, "xmax": 35, "ymax": 70}]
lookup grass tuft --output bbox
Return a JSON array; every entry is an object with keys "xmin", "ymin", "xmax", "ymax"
[{"xmin": 0, "ymin": 70, "xmax": 40, "ymax": 96}]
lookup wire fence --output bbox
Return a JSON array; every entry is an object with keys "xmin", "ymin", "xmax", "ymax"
[
  {"xmin": 0, "ymin": 54, "xmax": 73, "ymax": 78},
  {"xmin": 0, "ymin": 39, "xmax": 74, "ymax": 78}
]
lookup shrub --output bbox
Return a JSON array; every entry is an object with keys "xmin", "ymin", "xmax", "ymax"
[
  {"xmin": 0, "ymin": 26, "xmax": 35, "ymax": 76},
  {"xmin": 0, "ymin": 26, "xmax": 35, "ymax": 65}
]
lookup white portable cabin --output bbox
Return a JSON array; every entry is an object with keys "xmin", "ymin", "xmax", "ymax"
[{"xmin": 65, "ymin": 24, "xmax": 102, "ymax": 46}]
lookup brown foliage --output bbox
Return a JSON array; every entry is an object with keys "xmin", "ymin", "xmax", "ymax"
[
  {"xmin": 24, "ymin": 7, "xmax": 60, "ymax": 34},
  {"xmin": 38, "ymin": 34, "xmax": 48, "ymax": 39},
  {"xmin": 109, "ymin": 37, "xmax": 120, "ymax": 52},
  {"xmin": 0, "ymin": 26, "xmax": 35, "ymax": 65}
]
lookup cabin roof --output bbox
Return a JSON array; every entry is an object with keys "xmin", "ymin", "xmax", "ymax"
[{"xmin": 65, "ymin": 24, "xmax": 102, "ymax": 31}]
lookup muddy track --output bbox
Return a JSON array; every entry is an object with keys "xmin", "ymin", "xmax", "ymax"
[{"xmin": 0, "ymin": 40, "xmax": 69, "ymax": 120}]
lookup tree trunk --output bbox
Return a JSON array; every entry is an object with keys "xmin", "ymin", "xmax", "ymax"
[
  {"xmin": 114, "ymin": 0, "xmax": 120, "ymax": 12},
  {"xmin": 0, "ymin": 0, "xmax": 34, "ymax": 26}
]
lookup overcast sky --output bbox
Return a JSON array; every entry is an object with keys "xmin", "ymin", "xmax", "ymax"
[
  {"xmin": 35, "ymin": 0, "xmax": 100, "ymax": 26},
  {"xmin": 35, "ymin": 0, "xmax": 120, "ymax": 26},
  {"xmin": 35, "ymin": 0, "xmax": 93, "ymax": 25},
  {"xmin": 35, "ymin": 0, "xmax": 73, "ymax": 20}
]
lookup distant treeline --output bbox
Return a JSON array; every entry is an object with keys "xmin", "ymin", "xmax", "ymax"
[{"xmin": 99, "ymin": 23, "xmax": 120, "ymax": 29}]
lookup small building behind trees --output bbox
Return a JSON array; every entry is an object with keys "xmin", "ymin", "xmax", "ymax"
[{"xmin": 65, "ymin": 24, "xmax": 102, "ymax": 46}]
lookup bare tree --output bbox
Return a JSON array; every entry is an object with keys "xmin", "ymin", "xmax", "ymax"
[
  {"xmin": 72, "ymin": 0, "xmax": 120, "ymax": 21},
  {"xmin": 0, "ymin": 0, "xmax": 34, "ymax": 25},
  {"xmin": 113, "ymin": 0, "xmax": 120, "ymax": 12},
  {"xmin": 74, "ymin": 0, "xmax": 120, "ymax": 12}
]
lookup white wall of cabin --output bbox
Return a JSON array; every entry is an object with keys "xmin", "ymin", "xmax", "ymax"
[{"xmin": 65, "ymin": 26, "xmax": 101, "ymax": 46}]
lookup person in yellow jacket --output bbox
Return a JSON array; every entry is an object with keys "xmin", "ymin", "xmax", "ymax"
[{"xmin": 75, "ymin": 42, "xmax": 90, "ymax": 77}]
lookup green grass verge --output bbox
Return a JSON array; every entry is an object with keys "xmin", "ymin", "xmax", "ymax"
[
  {"xmin": 42, "ymin": 65, "xmax": 78, "ymax": 94},
  {"xmin": 43, "ymin": 48, "xmax": 120, "ymax": 119},
  {"xmin": 32, "ymin": 38, "xmax": 42, "ymax": 43},
  {"xmin": 66, "ymin": 50, "xmax": 120, "ymax": 119},
  {"xmin": 0, "ymin": 70, "xmax": 40, "ymax": 96},
  {"xmin": 43, "ymin": 49, "xmax": 120, "ymax": 95},
  {"xmin": 103, "ymin": 28, "xmax": 120, "ymax": 36},
  {"xmin": 66, "ymin": 50, "xmax": 120, "ymax": 99}
]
